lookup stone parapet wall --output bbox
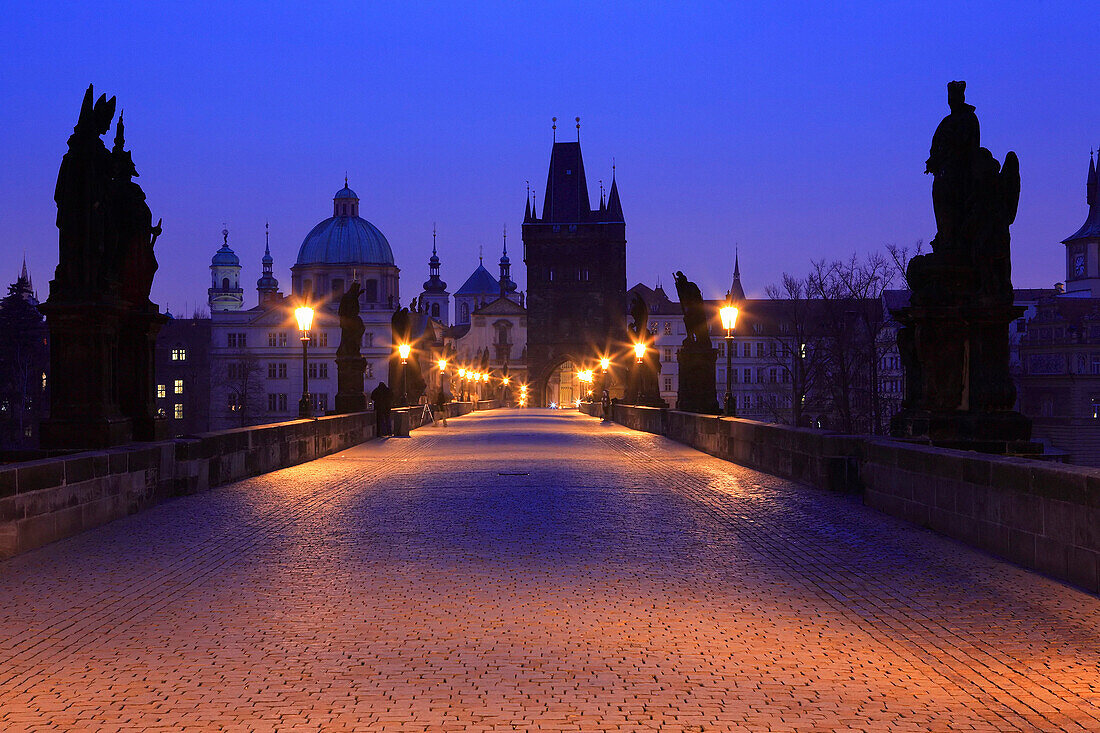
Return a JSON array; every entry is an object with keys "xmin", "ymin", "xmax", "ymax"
[
  {"xmin": 0, "ymin": 412, "xmax": 376, "ymax": 560},
  {"xmin": 592, "ymin": 403, "xmax": 1099, "ymax": 593},
  {"xmin": 862, "ymin": 440, "xmax": 1100, "ymax": 592}
]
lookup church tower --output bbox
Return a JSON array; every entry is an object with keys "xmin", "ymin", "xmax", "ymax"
[
  {"xmin": 256, "ymin": 223, "xmax": 281, "ymax": 307},
  {"xmin": 1063, "ymin": 151, "xmax": 1100, "ymax": 296},
  {"xmin": 522, "ymin": 123, "xmax": 626, "ymax": 404},
  {"xmin": 209, "ymin": 227, "xmax": 244, "ymax": 312},
  {"xmin": 499, "ymin": 226, "xmax": 518, "ymax": 299},
  {"xmin": 420, "ymin": 226, "xmax": 450, "ymax": 324}
]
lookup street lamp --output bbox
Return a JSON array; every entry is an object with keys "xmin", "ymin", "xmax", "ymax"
[
  {"xmin": 295, "ymin": 305, "xmax": 315, "ymax": 418},
  {"xmin": 720, "ymin": 302, "xmax": 739, "ymax": 416},
  {"xmin": 398, "ymin": 343, "xmax": 411, "ymax": 407},
  {"xmin": 633, "ymin": 341, "xmax": 646, "ymax": 363}
]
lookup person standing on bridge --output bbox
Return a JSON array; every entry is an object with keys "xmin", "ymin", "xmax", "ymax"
[
  {"xmin": 435, "ymin": 386, "xmax": 450, "ymax": 427},
  {"xmin": 371, "ymin": 382, "xmax": 393, "ymax": 437}
]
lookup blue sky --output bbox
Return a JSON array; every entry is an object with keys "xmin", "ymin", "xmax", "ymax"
[{"xmin": 1, "ymin": 2, "xmax": 1096, "ymax": 312}]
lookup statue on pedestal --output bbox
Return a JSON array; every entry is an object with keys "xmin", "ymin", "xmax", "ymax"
[
  {"xmin": 674, "ymin": 271, "xmax": 719, "ymax": 414},
  {"xmin": 891, "ymin": 81, "xmax": 1034, "ymax": 452},
  {"xmin": 41, "ymin": 85, "xmax": 167, "ymax": 448},
  {"xmin": 334, "ymin": 282, "xmax": 367, "ymax": 413}
]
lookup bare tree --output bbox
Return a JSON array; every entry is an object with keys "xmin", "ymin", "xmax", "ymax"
[
  {"xmin": 212, "ymin": 352, "xmax": 264, "ymax": 427},
  {"xmin": 762, "ymin": 274, "xmax": 826, "ymax": 427}
]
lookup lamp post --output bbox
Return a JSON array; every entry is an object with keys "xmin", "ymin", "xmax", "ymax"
[
  {"xmin": 295, "ymin": 305, "xmax": 315, "ymax": 418},
  {"xmin": 501, "ymin": 376, "xmax": 510, "ymax": 403},
  {"xmin": 437, "ymin": 358, "xmax": 447, "ymax": 397},
  {"xmin": 633, "ymin": 341, "xmax": 646, "ymax": 363},
  {"xmin": 720, "ymin": 302, "xmax": 739, "ymax": 416},
  {"xmin": 458, "ymin": 369, "xmax": 466, "ymax": 402},
  {"xmin": 398, "ymin": 343, "xmax": 411, "ymax": 407}
]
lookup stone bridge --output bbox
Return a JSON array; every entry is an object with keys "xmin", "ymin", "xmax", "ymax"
[{"xmin": 1, "ymin": 408, "xmax": 1098, "ymax": 730}]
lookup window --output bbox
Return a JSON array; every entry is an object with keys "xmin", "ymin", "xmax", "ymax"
[
  {"xmin": 1092, "ymin": 397, "xmax": 1100, "ymax": 420},
  {"xmin": 742, "ymin": 394, "xmax": 751, "ymax": 409},
  {"xmin": 320, "ymin": 363, "xmax": 328, "ymax": 378},
  {"xmin": 431, "ymin": 303, "xmax": 439, "ymax": 317},
  {"xmin": 717, "ymin": 343, "xmax": 724, "ymax": 357},
  {"xmin": 268, "ymin": 332, "xmax": 278, "ymax": 347},
  {"xmin": 757, "ymin": 368, "xmax": 765, "ymax": 384},
  {"xmin": 332, "ymin": 278, "xmax": 344, "ymax": 296},
  {"xmin": 279, "ymin": 394, "xmax": 288, "ymax": 411},
  {"xmin": 366, "ymin": 362, "xmax": 374, "ymax": 378},
  {"xmin": 308, "ymin": 363, "xmax": 329, "ymax": 379},
  {"xmin": 227, "ymin": 394, "xmax": 242, "ymax": 411},
  {"xmin": 363, "ymin": 332, "xmax": 373, "ymax": 347},
  {"xmin": 755, "ymin": 342, "xmax": 764, "ymax": 358},
  {"xmin": 279, "ymin": 332, "xmax": 288, "ymax": 347},
  {"xmin": 316, "ymin": 331, "xmax": 328, "ymax": 347},
  {"xmin": 156, "ymin": 384, "xmax": 166, "ymax": 398},
  {"xmin": 222, "ymin": 277, "xmax": 230, "ymax": 290},
  {"xmin": 364, "ymin": 280, "xmax": 378, "ymax": 302},
  {"xmin": 227, "ymin": 333, "xmax": 246, "ymax": 348},
  {"xmin": 663, "ymin": 348, "xmax": 672, "ymax": 362},
  {"xmin": 173, "ymin": 403, "xmax": 184, "ymax": 420},
  {"xmin": 769, "ymin": 369, "xmax": 777, "ymax": 383},
  {"xmin": 664, "ymin": 322, "xmax": 672, "ymax": 335},
  {"xmin": 173, "ymin": 379, "xmax": 184, "ymax": 395},
  {"xmin": 663, "ymin": 377, "xmax": 672, "ymax": 391},
  {"xmin": 41, "ymin": 372, "xmax": 46, "ymax": 393},
  {"xmin": 461, "ymin": 304, "xmax": 470, "ymax": 322},
  {"xmin": 548, "ymin": 269, "xmax": 555, "ymax": 282},
  {"xmin": 1092, "ymin": 355, "xmax": 1100, "ymax": 376},
  {"xmin": 268, "ymin": 363, "xmax": 277, "ymax": 379},
  {"xmin": 313, "ymin": 394, "xmax": 328, "ymax": 411},
  {"xmin": 743, "ymin": 368, "xmax": 751, "ymax": 384},
  {"xmin": 308, "ymin": 363, "xmax": 317, "ymax": 379},
  {"xmin": 171, "ymin": 347, "xmax": 187, "ymax": 361}
]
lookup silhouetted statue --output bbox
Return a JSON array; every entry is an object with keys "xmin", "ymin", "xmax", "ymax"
[
  {"xmin": 333, "ymin": 281, "xmax": 367, "ymax": 413},
  {"xmin": 674, "ymin": 271, "xmax": 709, "ymax": 345},
  {"xmin": 54, "ymin": 86, "xmax": 116, "ymax": 297},
  {"xmin": 672, "ymin": 271, "xmax": 718, "ymax": 413},
  {"xmin": 337, "ymin": 282, "xmax": 365, "ymax": 356},
  {"xmin": 891, "ymin": 82, "xmax": 1033, "ymax": 452},
  {"xmin": 111, "ymin": 114, "xmax": 161, "ymax": 308},
  {"xmin": 42, "ymin": 85, "xmax": 167, "ymax": 448},
  {"xmin": 629, "ymin": 293, "xmax": 648, "ymax": 340}
]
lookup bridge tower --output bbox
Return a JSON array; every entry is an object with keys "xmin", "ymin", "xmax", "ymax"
[{"xmin": 522, "ymin": 129, "xmax": 627, "ymax": 406}]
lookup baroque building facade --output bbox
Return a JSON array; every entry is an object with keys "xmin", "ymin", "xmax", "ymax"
[{"xmin": 208, "ymin": 184, "xmax": 401, "ymax": 429}]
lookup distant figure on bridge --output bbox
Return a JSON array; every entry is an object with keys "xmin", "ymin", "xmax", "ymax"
[
  {"xmin": 371, "ymin": 382, "xmax": 394, "ymax": 437},
  {"xmin": 601, "ymin": 388, "xmax": 611, "ymax": 421},
  {"xmin": 436, "ymin": 388, "xmax": 451, "ymax": 427}
]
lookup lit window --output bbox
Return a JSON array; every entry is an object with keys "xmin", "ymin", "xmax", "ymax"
[
  {"xmin": 171, "ymin": 348, "xmax": 187, "ymax": 361},
  {"xmin": 174, "ymin": 379, "xmax": 184, "ymax": 395},
  {"xmin": 173, "ymin": 404, "xmax": 184, "ymax": 419},
  {"xmin": 664, "ymin": 322, "xmax": 672, "ymax": 335},
  {"xmin": 156, "ymin": 384, "xmax": 166, "ymax": 398},
  {"xmin": 41, "ymin": 372, "xmax": 47, "ymax": 393},
  {"xmin": 317, "ymin": 332, "xmax": 328, "ymax": 347},
  {"xmin": 268, "ymin": 333, "xmax": 277, "ymax": 347}
]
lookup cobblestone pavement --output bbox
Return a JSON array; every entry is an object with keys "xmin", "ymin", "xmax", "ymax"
[{"xmin": 1, "ymin": 409, "xmax": 1098, "ymax": 731}]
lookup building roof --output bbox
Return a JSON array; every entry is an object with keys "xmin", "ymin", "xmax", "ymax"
[
  {"xmin": 1064, "ymin": 153, "xmax": 1100, "ymax": 243},
  {"xmin": 296, "ymin": 215, "xmax": 394, "ymax": 266},
  {"xmin": 455, "ymin": 263, "xmax": 499, "ymax": 296},
  {"xmin": 211, "ymin": 243, "xmax": 239, "ymax": 267},
  {"xmin": 474, "ymin": 295, "xmax": 526, "ymax": 316}
]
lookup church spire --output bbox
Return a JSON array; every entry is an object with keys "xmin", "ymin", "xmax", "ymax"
[
  {"xmin": 606, "ymin": 165, "xmax": 623, "ymax": 222},
  {"xmin": 1088, "ymin": 150, "xmax": 1097, "ymax": 207},
  {"xmin": 728, "ymin": 247, "xmax": 746, "ymax": 302}
]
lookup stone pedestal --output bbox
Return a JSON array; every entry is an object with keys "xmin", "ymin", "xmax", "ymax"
[
  {"xmin": 626, "ymin": 354, "xmax": 666, "ymax": 407},
  {"xmin": 891, "ymin": 301, "xmax": 1034, "ymax": 454},
  {"xmin": 39, "ymin": 298, "xmax": 133, "ymax": 449},
  {"xmin": 677, "ymin": 343, "xmax": 719, "ymax": 414},
  {"xmin": 119, "ymin": 305, "xmax": 169, "ymax": 441},
  {"xmin": 335, "ymin": 355, "xmax": 367, "ymax": 414}
]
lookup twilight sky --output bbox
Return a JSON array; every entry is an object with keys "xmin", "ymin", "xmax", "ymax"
[{"xmin": 1, "ymin": 2, "xmax": 1097, "ymax": 313}]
